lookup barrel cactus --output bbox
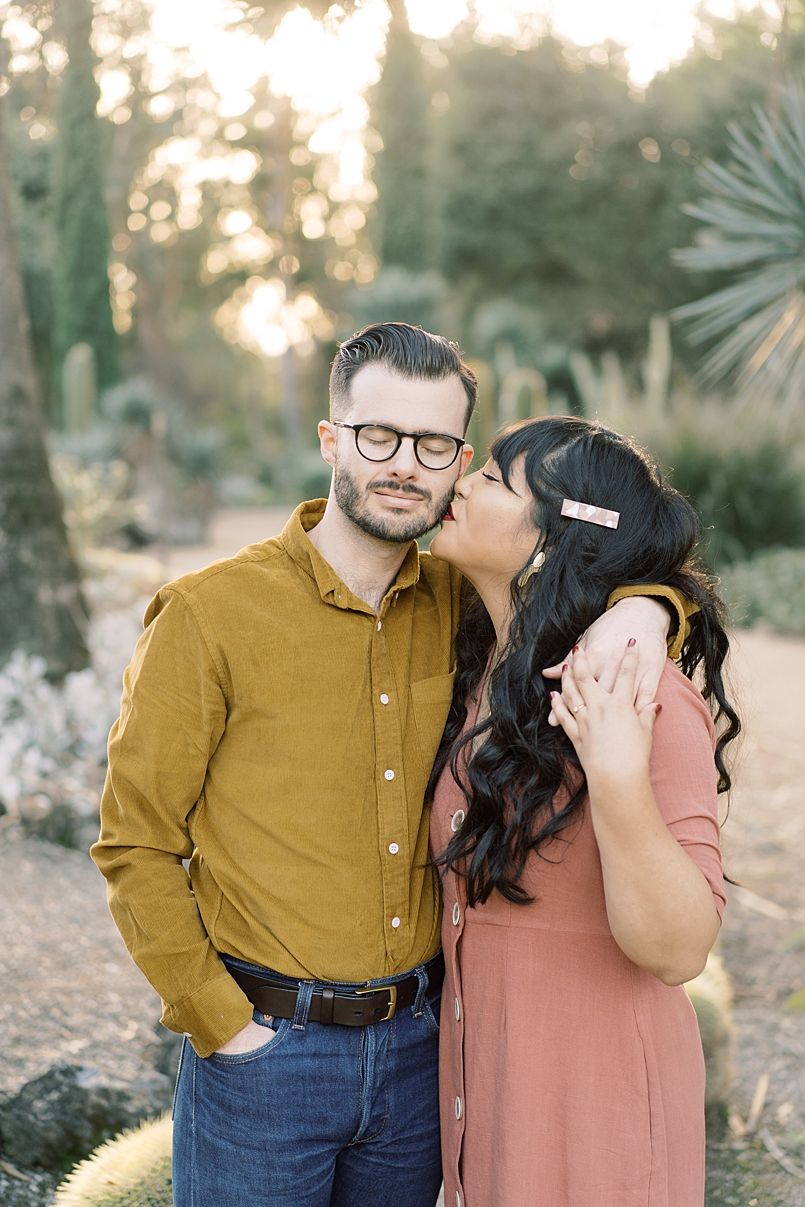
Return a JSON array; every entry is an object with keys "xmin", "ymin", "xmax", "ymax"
[{"xmin": 53, "ymin": 1114, "xmax": 172, "ymax": 1206}]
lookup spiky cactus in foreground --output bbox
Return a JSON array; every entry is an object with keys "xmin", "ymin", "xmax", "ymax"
[
  {"xmin": 53, "ymin": 1115, "xmax": 172, "ymax": 1207},
  {"xmin": 672, "ymin": 80, "xmax": 805, "ymax": 403}
]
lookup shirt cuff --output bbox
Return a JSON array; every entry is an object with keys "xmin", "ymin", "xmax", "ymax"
[
  {"xmin": 161, "ymin": 972, "xmax": 254, "ymax": 1058},
  {"xmin": 606, "ymin": 584, "xmax": 700, "ymax": 662}
]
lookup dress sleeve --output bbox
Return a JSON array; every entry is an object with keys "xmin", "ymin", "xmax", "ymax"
[{"xmin": 648, "ymin": 662, "xmax": 726, "ymax": 920}]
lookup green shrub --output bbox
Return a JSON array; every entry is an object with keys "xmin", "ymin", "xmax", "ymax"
[
  {"xmin": 652, "ymin": 410, "xmax": 805, "ymax": 568},
  {"xmin": 53, "ymin": 1115, "xmax": 171, "ymax": 1207},
  {"xmin": 719, "ymin": 548, "xmax": 805, "ymax": 636}
]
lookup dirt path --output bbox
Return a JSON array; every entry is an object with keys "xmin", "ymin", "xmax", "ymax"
[{"xmin": 705, "ymin": 630, "xmax": 805, "ymax": 1204}]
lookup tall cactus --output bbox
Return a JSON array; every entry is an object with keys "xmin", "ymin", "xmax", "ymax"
[{"xmin": 53, "ymin": 0, "xmax": 120, "ymax": 412}]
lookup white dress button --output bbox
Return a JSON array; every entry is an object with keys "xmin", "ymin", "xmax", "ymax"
[
  {"xmin": 451, "ymin": 809, "xmax": 466, "ymax": 832},
  {"xmin": 391, "ymin": 916, "xmax": 401, "ymax": 929},
  {"xmin": 455, "ymin": 1095, "xmax": 463, "ymax": 1119},
  {"xmin": 456, "ymin": 1194, "xmax": 461, "ymax": 1207},
  {"xmin": 380, "ymin": 693, "xmax": 389, "ymax": 704},
  {"xmin": 455, "ymin": 997, "xmax": 461, "ymax": 1021},
  {"xmin": 388, "ymin": 842, "xmax": 399, "ymax": 854},
  {"xmin": 384, "ymin": 769, "xmax": 395, "ymax": 781},
  {"xmin": 377, "ymin": 620, "xmax": 382, "ymax": 630},
  {"xmin": 452, "ymin": 902, "xmax": 460, "ymax": 926}
]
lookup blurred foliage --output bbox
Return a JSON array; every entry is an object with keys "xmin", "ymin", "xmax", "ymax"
[
  {"xmin": 367, "ymin": 10, "xmax": 791, "ymax": 367},
  {"xmin": 4, "ymin": 0, "xmax": 805, "ymax": 536},
  {"xmin": 673, "ymin": 79, "xmax": 805, "ymax": 403},
  {"xmin": 571, "ymin": 324, "xmax": 805, "ymax": 569},
  {"xmin": 53, "ymin": 0, "xmax": 120, "ymax": 403},
  {"xmin": 720, "ymin": 548, "xmax": 805, "ymax": 634},
  {"xmin": 49, "ymin": 454, "xmax": 145, "ymax": 556},
  {"xmin": 374, "ymin": 0, "xmax": 432, "ymax": 271}
]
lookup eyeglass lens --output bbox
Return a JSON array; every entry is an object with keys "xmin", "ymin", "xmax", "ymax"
[{"xmin": 356, "ymin": 425, "xmax": 460, "ymax": 469}]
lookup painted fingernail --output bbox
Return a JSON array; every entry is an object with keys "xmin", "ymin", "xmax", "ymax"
[
  {"xmin": 572, "ymin": 645, "xmax": 579, "ymax": 653},
  {"xmin": 655, "ymin": 703, "xmax": 663, "ymax": 715},
  {"xmin": 561, "ymin": 664, "xmax": 568, "ymax": 672},
  {"xmin": 627, "ymin": 637, "xmax": 636, "ymax": 647},
  {"xmin": 550, "ymin": 691, "xmax": 557, "ymax": 699}
]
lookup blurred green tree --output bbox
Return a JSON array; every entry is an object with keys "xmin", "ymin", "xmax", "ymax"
[
  {"xmin": 52, "ymin": 0, "xmax": 120, "ymax": 413},
  {"xmin": 434, "ymin": 16, "xmax": 775, "ymax": 365},
  {"xmin": 373, "ymin": 0, "xmax": 432, "ymax": 271},
  {"xmin": 0, "ymin": 106, "xmax": 88, "ymax": 676}
]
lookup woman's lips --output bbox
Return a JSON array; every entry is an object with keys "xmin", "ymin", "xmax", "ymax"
[{"xmin": 443, "ymin": 504, "xmax": 456, "ymax": 520}]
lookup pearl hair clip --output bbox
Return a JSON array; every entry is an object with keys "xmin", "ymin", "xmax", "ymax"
[{"xmin": 561, "ymin": 498, "xmax": 620, "ymax": 529}]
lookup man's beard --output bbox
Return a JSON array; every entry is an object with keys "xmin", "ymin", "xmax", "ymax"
[{"xmin": 334, "ymin": 463, "xmax": 455, "ymax": 543}]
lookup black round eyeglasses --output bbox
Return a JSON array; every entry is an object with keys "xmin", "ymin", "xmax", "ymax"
[{"xmin": 334, "ymin": 422, "xmax": 465, "ymax": 470}]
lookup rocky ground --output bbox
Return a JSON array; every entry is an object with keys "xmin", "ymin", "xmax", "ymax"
[{"xmin": 0, "ymin": 508, "xmax": 803, "ymax": 1205}]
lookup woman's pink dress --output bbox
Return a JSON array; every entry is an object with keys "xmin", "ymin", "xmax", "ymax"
[{"xmin": 431, "ymin": 660, "xmax": 726, "ymax": 1207}]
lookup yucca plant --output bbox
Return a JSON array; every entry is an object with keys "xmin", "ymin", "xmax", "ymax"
[{"xmin": 672, "ymin": 80, "xmax": 805, "ymax": 402}]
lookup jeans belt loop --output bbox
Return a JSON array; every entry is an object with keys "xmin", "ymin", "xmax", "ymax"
[
  {"xmin": 292, "ymin": 980, "xmax": 315, "ymax": 1031},
  {"xmin": 412, "ymin": 965, "xmax": 428, "ymax": 1016}
]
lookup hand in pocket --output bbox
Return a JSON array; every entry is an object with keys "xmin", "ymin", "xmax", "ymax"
[{"xmin": 215, "ymin": 1018, "xmax": 276, "ymax": 1054}]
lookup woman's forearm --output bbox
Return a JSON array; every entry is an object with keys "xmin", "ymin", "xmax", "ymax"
[{"xmin": 587, "ymin": 773, "xmax": 720, "ymax": 985}]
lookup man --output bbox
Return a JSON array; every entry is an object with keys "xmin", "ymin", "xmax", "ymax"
[{"xmin": 92, "ymin": 323, "xmax": 685, "ymax": 1207}]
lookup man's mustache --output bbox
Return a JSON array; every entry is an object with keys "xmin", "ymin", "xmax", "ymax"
[{"xmin": 368, "ymin": 480, "xmax": 432, "ymax": 503}]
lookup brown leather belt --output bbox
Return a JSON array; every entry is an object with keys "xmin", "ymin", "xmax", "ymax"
[{"xmin": 226, "ymin": 953, "xmax": 445, "ymax": 1027}]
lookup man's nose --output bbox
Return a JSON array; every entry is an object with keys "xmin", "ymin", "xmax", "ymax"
[{"xmin": 385, "ymin": 436, "xmax": 420, "ymax": 479}]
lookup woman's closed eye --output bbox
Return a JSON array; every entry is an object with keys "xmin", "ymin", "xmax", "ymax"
[{"xmin": 482, "ymin": 472, "xmax": 499, "ymax": 483}]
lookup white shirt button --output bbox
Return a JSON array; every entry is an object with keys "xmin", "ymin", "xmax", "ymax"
[
  {"xmin": 451, "ymin": 809, "xmax": 466, "ymax": 832},
  {"xmin": 455, "ymin": 1095, "xmax": 463, "ymax": 1119},
  {"xmin": 452, "ymin": 902, "xmax": 460, "ymax": 926},
  {"xmin": 388, "ymin": 842, "xmax": 399, "ymax": 855},
  {"xmin": 377, "ymin": 621, "xmax": 382, "ymax": 631},
  {"xmin": 455, "ymin": 997, "xmax": 461, "ymax": 1021},
  {"xmin": 391, "ymin": 916, "xmax": 401, "ymax": 928},
  {"xmin": 380, "ymin": 693, "xmax": 389, "ymax": 705},
  {"xmin": 384, "ymin": 769, "xmax": 395, "ymax": 781}
]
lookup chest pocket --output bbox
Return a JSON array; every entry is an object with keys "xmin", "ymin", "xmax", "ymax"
[{"xmin": 409, "ymin": 671, "xmax": 456, "ymax": 780}]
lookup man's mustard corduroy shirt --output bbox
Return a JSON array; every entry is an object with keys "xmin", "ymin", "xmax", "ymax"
[{"xmin": 92, "ymin": 500, "xmax": 463, "ymax": 1056}]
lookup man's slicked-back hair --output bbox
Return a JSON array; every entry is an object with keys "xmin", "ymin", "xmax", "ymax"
[{"xmin": 329, "ymin": 322, "xmax": 477, "ymax": 431}]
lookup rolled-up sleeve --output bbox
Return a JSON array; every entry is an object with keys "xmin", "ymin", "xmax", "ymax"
[{"xmin": 91, "ymin": 588, "xmax": 253, "ymax": 1057}]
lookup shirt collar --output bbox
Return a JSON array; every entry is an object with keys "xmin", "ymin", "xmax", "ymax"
[{"xmin": 280, "ymin": 499, "xmax": 422, "ymax": 610}]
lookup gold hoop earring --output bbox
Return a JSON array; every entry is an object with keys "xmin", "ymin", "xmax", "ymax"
[{"xmin": 517, "ymin": 550, "xmax": 546, "ymax": 588}]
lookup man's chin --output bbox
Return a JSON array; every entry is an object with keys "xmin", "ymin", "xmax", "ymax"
[{"xmin": 353, "ymin": 505, "xmax": 436, "ymax": 544}]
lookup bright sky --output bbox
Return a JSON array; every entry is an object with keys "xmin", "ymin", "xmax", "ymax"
[{"xmin": 148, "ymin": 0, "xmax": 777, "ymax": 100}]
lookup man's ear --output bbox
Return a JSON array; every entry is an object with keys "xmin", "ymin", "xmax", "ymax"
[
  {"xmin": 318, "ymin": 420, "xmax": 337, "ymax": 468},
  {"xmin": 457, "ymin": 445, "xmax": 474, "ymax": 477}
]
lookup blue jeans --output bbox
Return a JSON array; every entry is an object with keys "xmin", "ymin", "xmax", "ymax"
[{"xmin": 172, "ymin": 956, "xmax": 443, "ymax": 1207}]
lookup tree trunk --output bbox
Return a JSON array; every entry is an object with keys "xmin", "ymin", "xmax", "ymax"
[{"xmin": 0, "ymin": 111, "xmax": 89, "ymax": 678}]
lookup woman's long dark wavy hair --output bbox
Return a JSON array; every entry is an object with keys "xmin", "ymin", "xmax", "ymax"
[{"xmin": 429, "ymin": 415, "xmax": 741, "ymax": 908}]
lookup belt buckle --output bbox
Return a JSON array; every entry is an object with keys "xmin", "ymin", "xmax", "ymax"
[{"xmin": 355, "ymin": 983, "xmax": 397, "ymax": 1022}]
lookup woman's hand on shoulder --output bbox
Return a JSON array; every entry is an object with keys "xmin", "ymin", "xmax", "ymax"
[{"xmin": 550, "ymin": 640, "xmax": 661, "ymax": 790}]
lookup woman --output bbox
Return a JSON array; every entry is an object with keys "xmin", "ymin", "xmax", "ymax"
[{"xmin": 428, "ymin": 415, "xmax": 739, "ymax": 1207}]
